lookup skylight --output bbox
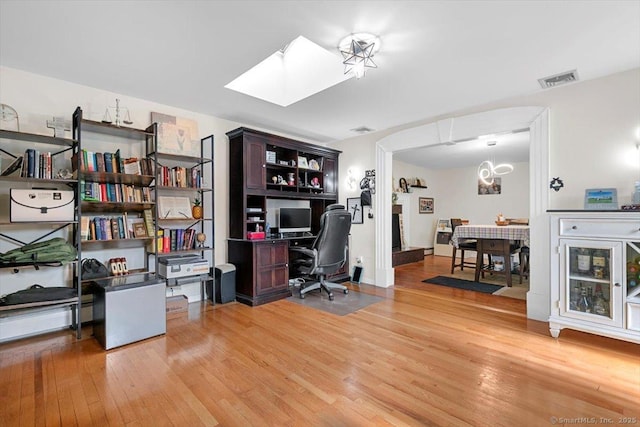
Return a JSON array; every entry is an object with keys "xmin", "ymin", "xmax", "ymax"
[{"xmin": 224, "ymin": 36, "xmax": 350, "ymax": 107}]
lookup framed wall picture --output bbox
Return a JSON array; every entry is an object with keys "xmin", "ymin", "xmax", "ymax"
[
  {"xmin": 151, "ymin": 112, "xmax": 200, "ymax": 157},
  {"xmin": 419, "ymin": 197, "xmax": 434, "ymax": 214},
  {"xmin": 478, "ymin": 177, "xmax": 502, "ymax": 195},
  {"xmin": 347, "ymin": 197, "xmax": 363, "ymax": 224}
]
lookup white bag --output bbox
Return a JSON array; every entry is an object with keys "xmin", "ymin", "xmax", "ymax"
[{"xmin": 10, "ymin": 189, "xmax": 75, "ymax": 222}]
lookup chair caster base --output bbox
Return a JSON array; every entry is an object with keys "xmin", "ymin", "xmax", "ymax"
[
  {"xmin": 328, "ymin": 293, "xmax": 334, "ymax": 301},
  {"xmin": 344, "ymin": 289, "xmax": 349, "ymax": 294}
]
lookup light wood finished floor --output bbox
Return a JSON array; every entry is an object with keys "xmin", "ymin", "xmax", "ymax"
[{"xmin": 1, "ymin": 256, "xmax": 638, "ymax": 426}]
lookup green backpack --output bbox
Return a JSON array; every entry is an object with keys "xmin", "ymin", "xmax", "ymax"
[{"xmin": 0, "ymin": 237, "xmax": 77, "ymax": 266}]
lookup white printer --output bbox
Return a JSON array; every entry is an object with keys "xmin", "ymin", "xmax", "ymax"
[{"xmin": 158, "ymin": 254, "xmax": 210, "ymax": 286}]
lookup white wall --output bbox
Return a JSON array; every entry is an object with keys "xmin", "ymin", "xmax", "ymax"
[
  {"xmin": 337, "ymin": 134, "xmax": 376, "ymax": 284},
  {"xmin": 432, "ymin": 161, "xmax": 530, "ymax": 225}
]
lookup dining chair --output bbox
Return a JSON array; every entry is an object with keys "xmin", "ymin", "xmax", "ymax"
[
  {"xmin": 506, "ymin": 218, "xmax": 529, "ymax": 284},
  {"xmin": 450, "ymin": 218, "xmax": 477, "ymax": 273}
]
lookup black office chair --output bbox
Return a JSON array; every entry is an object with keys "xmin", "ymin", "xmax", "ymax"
[
  {"xmin": 291, "ymin": 204, "xmax": 351, "ymax": 301},
  {"xmin": 450, "ymin": 218, "xmax": 478, "ymax": 273}
]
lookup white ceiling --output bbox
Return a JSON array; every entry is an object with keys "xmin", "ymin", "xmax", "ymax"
[
  {"xmin": 393, "ymin": 130, "xmax": 531, "ymax": 170},
  {"xmin": 1, "ymin": 2, "xmax": 639, "ymax": 162}
]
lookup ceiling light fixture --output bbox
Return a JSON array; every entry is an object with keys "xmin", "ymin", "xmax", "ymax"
[
  {"xmin": 477, "ymin": 141, "xmax": 514, "ymax": 185},
  {"xmin": 339, "ymin": 33, "xmax": 380, "ymax": 79}
]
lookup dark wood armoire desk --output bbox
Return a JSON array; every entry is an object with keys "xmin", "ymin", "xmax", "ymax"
[{"xmin": 226, "ymin": 127, "xmax": 348, "ymax": 306}]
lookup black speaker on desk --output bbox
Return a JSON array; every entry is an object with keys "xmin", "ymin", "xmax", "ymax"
[{"xmin": 212, "ymin": 264, "xmax": 236, "ymax": 304}]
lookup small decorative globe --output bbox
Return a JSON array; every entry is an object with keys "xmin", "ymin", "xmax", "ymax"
[{"xmin": 196, "ymin": 233, "xmax": 206, "ymax": 247}]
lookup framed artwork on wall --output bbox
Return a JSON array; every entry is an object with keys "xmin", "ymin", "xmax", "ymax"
[
  {"xmin": 347, "ymin": 197, "xmax": 363, "ymax": 224},
  {"xmin": 419, "ymin": 197, "xmax": 434, "ymax": 214},
  {"xmin": 478, "ymin": 177, "xmax": 502, "ymax": 195},
  {"xmin": 151, "ymin": 112, "xmax": 200, "ymax": 157}
]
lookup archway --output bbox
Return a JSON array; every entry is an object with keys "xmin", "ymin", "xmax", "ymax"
[{"xmin": 374, "ymin": 107, "xmax": 550, "ymax": 320}]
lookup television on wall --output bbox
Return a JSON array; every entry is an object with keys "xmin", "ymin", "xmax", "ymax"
[{"xmin": 277, "ymin": 207, "xmax": 312, "ymax": 233}]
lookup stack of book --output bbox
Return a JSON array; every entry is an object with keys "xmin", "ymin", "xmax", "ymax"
[
  {"xmin": 157, "ymin": 165, "xmax": 202, "ymax": 188},
  {"xmin": 2, "ymin": 150, "xmax": 54, "ymax": 179},
  {"xmin": 155, "ymin": 228, "xmax": 197, "ymax": 252},
  {"xmin": 76, "ymin": 149, "xmax": 154, "ymax": 175},
  {"xmin": 81, "ymin": 181, "xmax": 152, "ymax": 203},
  {"xmin": 81, "ymin": 211, "xmax": 153, "ymax": 241}
]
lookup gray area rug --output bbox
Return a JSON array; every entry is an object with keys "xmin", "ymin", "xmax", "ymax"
[{"xmin": 286, "ymin": 287, "xmax": 384, "ymax": 316}]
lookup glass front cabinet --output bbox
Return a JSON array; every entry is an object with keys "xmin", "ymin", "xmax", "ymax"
[
  {"xmin": 549, "ymin": 213, "xmax": 640, "ymax": 344},
  {"xmin": 560, "ymin": 240, "xmax": 622, "ymax": 327}
]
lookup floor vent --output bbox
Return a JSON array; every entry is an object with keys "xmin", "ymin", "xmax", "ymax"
[{"xmin": 538, "ymin": 70, "xmax": 579, "ymax": 88}]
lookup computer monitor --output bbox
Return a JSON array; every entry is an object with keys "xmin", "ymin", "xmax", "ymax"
[{"xmin": 277, "ymin": 207, "xmax": 311, "ymax": 233}]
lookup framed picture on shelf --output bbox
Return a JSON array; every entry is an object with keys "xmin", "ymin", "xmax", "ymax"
[
  {"xmin": 437, "ymin": 218, "xmax": 450, "ymax": 230},
  {"xmin": 584, "ymin": 188, "xmax": 618, "ymax": 210},
  {"xmin": 347, "ymin": 197, "xmax": 363, "ymax": 224},
  {"xmin": 298, "ymin": 156, "xmax": 309, "ymax": 169},
  {"xmin": 130, "ymin": 218, "xmax": 148, "ymax": 238},
  {"xmin": 1, "ymin": 156, "xmax": 23, "ymax": 176},
  {"xmin": 158, "ymin": 196, "xmax": 192, "ymax": 219},
  {"xmin": 419, "ymin": 197, "xmax": 434, "ymax": 214},
  {"xmin": 151, "ymin": 112, "xmax": 200, "ymax": 157}
]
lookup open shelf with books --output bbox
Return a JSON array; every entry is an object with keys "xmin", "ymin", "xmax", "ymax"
[
  {"xmin": 0, "ymin": 127, "xmax": 81, "ymax": 337},
  {"xmin": 148, "ymin": 133, "xmax": 215, "ymax": 292},
  {"xmin": 73, "ymin": 106, "xmax": 158, "ymax": 297},
  {"xmin": 147, "ymin": 135, "xmax": 215, "ymax": 297}
]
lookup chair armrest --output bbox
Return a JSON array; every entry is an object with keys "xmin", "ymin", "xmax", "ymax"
[{"xmin": 289, "ymin": 247, "xmax": 315, "ymax": 258}]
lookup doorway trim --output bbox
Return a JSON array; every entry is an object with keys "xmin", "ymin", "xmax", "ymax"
[{"xmin": 374, "ymin": 107, "xmax": 550, "ymax": 321}]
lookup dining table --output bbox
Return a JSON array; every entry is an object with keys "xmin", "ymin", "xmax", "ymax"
[{"xmin": 451, "ymin": 224, "xmax": 530, "ymax": 287}]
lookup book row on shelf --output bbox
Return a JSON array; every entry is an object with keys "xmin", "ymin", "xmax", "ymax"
[
  {"xmin": 81, "ymin": 209, "xmax": 199, "ymax": 254},
  {"xmin": 76, "ymin": 149, "xmax": 154, "ymax": 176},
  {"xmin": 157, "ymin": 165, "xmax": 203, "ymax": 188},
  {"xmin": 151, "ymin": 228, "xmax": 200, "ymax": 253},
  {"xmin": 81, "ymin": 212, "xmax": 151, "ymax": 241},
  {"xmin": 1, "ymin": 149, "xmax": 54, "ymax": 179},
  {"xmin": 81, "ymin": 181, "xmax": 152, "ymax": 203}
]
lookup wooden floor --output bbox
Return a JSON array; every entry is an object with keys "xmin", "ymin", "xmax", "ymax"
[{"xmin": 1, "ymin": 256, "xmax": 639, "ymax": 426}]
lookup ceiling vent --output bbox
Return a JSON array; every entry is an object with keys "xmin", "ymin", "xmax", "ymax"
[
  {"xmin": 538, "ymin": 69, "xmax": 579, "ymax": 89},
  {"xmin": 350, "ymin": 126, "xmax": 375, "ymax": 133}
]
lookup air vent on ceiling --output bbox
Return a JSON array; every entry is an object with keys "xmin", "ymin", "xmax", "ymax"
[
  {"xmin": 350, "ymin": 126, "xmax": 375, "ymax": 133},
  {"xmin": 538, "ymin": 69, "xmax": 579, "ymax": 89}
]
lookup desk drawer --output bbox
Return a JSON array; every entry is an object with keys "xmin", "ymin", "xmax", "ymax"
[{"xmin": 559, "ymin": 219, "xmax": 640, "ymax": 240}]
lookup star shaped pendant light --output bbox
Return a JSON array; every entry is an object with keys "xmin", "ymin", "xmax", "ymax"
[{"xmin": 339, "ymin": 33, "xmax": 380, "ymax": 79}]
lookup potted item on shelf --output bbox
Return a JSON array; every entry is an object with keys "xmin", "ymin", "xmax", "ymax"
[{"xmin": 192, "ymin": 198, "xmax": 203, "ymax": 219}]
